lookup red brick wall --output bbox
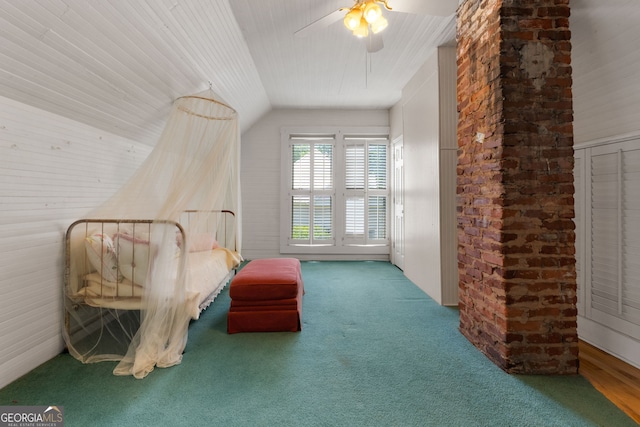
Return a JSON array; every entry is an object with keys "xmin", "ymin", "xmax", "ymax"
[{"xmin": 456, "ymin": 0, "xmax": 577, "ymax": 374}]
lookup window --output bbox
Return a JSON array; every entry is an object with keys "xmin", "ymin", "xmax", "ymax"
[
  {"xmin": 344, "ymin": 138, "xmax": 388, "ymax": 244},
  {"xmin": 289, "ymin": 137, "xmax": 335, "ymax": 245},
  {"xmin": 281, "ymin": 127, "xmax": 389, "ymax": 255}
]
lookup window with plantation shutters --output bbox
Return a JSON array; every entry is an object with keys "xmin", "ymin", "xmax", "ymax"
[
  {"xmin": 583, "ymin": 141, "xmax": 640, "ymax": 341},
  {"xmin": 344, "ymin": 138, "xmax": 388, "ymax": 244},
  {"xmin": 281, "ymin": 127, "xmax": 390, "ymax": 255},
  {"xmin": 289, "ymin": 138, "xmax": 335, "ymax": 245}
]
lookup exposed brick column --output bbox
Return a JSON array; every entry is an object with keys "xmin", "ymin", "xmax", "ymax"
[{"xmin": 456, "ymin": 0, "xmax": 577, "ymax": 374}]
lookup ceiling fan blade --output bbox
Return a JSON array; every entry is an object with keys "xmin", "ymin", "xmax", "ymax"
[
  {"xmin": 385, "ymin": 0, "xmax": 458, "ymax": 16},
  {"xmin": 295, "ymin": 9, "xmax": 344, "ymax": 38},
  {"xmin": 367, "ymin": 33, "xmax": 384, "ymax": 53}
]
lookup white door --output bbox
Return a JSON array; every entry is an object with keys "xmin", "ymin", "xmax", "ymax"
[{"xmin": 392, "ymin": 137, "xmax": 405, "ymax": 270}]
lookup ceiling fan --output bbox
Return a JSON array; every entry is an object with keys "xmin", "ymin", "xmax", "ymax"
[{"xmin": 295, "ymin": 0, "xmax": 458, "ymax": 53}]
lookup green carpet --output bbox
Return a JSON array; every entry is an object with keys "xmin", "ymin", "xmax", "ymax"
[{"xmin": 1, "ymin": 261, "xmax": 636, "ymax": 426}]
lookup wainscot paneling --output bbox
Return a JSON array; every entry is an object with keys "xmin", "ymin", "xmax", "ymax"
[
  {"xmin": 574, "ymin": 134, "xmax": 640, "ymax": 370},
  {"xmin": 0, "ymin": 95, "xmax": 151, "ymax": 389}
]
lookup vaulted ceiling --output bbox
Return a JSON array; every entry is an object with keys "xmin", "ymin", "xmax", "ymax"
[{"xmin": 0, "ymin": 0, "xmax": 457, "ymax": 144}]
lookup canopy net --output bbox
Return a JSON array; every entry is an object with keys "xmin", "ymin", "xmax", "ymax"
[{"xmin": 63, "ymin": 90, "xmax": 241, "ymax": 378}]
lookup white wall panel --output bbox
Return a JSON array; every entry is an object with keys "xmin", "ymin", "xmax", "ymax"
[
  {"xmin": 0, "ymin": 95, "xmax": 150, "ymax": 389},
  {"xmin": 438, "ymin": 47, "xmax": 459, "ymax": 306},
  {"xmin": 241, "ymin": 108, "xmax": 389, "ymax": 261},
  {"xmin": 401, "ymin": 51, "xmax": 442, "ymax": 301},
  {"xmin": 394, "ymin": 48, "xmax": 458, "ymax": 305},
  {"xmin": 438, "ymin": 47, "xmax": 458, "ymax": 151},
  {"xmin": 439, "ymin": 147, "xmax": 459, "ymax": 306}
]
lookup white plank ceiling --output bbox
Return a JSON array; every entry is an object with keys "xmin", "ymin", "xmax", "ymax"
[{"xmin": 0, "ymin": 0, "xmax": 457, "ymax": 145}]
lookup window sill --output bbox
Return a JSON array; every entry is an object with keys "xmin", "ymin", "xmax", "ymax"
[{"xmin": 280, "ymin": 244, "xmax": 389, "ymax": 255}]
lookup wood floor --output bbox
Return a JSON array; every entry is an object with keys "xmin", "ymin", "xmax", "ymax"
[{"xmin": 578, "ymin": 340, "xmax": 640, "ymax": 424}]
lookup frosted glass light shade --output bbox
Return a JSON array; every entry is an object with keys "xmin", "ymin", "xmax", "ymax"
[
  {"xmin": 344, "ymin": 8, "xmax": 363, "ymax": 31},
  {"xmin": 363, "ymin": 2, "xmax": 382, "ymax": 24}
]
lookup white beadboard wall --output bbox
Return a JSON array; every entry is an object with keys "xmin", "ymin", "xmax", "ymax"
[
  {"xmin": 390, "ymin": 48, "xmax": 458, "ymax": 306},
  {"xmin": 0, "ymin": 95, "xmax": 151, "ymax": 389},
  {"xmin": 241, "ymin": 108, "xmax": 390, "ymax": 261},
  {"xmin": 571, "ymin": 0, "xmax": 640, "ymax": 144}
]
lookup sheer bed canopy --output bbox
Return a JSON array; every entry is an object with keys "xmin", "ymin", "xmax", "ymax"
[{"xmin": 64, "ymin": 90, "xmax": 242, "ymax": 378}]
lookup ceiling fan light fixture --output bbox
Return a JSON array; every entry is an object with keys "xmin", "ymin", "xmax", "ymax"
[
  {"xmin": 370, "ymin": 15, "xmax": 388, "ymax": 34},
  {"xmin": 343, "ymin": 1, "xmax": 389, "ymax": 40},
  {"xmin": 344, "ymin": 7, "xmax": 363, "ymax": 31}
]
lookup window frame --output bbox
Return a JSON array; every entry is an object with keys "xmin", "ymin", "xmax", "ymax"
[
  {"xmin": 280, "ymin": 126, "xmax": 390, "ymax": 255},
  {"xmin": 288, "ymin": 136, "xmax": 336, "ymax": 246},
  {"xmin": 343, "ymin": 137, "xmax": 389, "ymax": 246}
]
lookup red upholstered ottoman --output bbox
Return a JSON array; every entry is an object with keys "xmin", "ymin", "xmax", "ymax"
[{"xmin": 227, "ymin": 258, "xmax": 303, "ymax": 333}]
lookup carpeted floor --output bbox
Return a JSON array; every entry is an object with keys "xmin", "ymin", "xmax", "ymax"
[{"xmin": 0, "ymin": 261, "xmax": 636, "ymax": 426}]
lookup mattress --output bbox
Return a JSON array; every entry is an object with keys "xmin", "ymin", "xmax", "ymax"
[{"xmin": 74, "ymin": 247, "xmax": 241, "ymax": 319}]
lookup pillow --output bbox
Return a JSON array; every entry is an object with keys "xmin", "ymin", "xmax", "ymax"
[
  {"xmin": 114, "ymin": 232, "xmax": 152, "ymax": 285},
  {"xmin": 85, "ymin": 233, "xmax": 122, "ymax": 283}
]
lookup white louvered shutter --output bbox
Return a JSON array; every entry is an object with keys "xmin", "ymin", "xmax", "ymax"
[
  {"xmin": 343, "ymin": 138, "xmax": 388, "ymax": 245},
  {"xmin": 588, "ymin": 142, "xmax": 640, "ymax": 339},
  {"xmin": 289, "ymin": 138, "xmax": 335, "ymax": 244}
]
